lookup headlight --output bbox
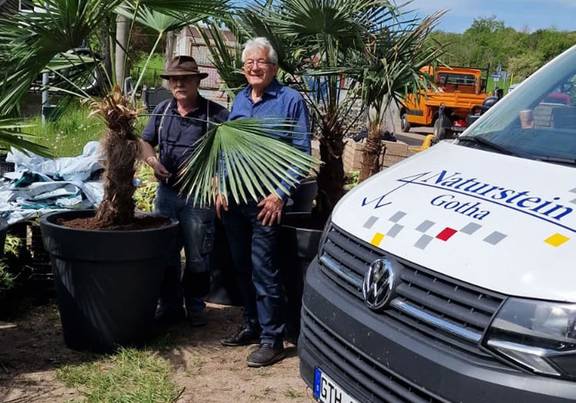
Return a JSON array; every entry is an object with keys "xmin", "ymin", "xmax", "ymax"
[{"xmin": 483, "ymin": 298, "xmax": 576, "ymax": 379}]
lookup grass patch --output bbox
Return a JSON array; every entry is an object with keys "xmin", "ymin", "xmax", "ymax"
[
  {"xmin": 56, "ymin": 348, "xmax": 181, "ymax": 403},
  {"xmin": 26, "ymin": 103, "xmax": 104, "ymax": 157},
  {"xmin": 25, "ymin": 100, "xmax": 150, "ymax": 158},
  {"xmin": 132, "ymin": 53, "xmax": 165, "ymax": 88}
]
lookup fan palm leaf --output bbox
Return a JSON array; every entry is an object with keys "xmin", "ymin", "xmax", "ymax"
[
  {"xmin": 0, "ymin": 0, "xmax": 125, "ymax": 114},
  {"xmin": 178, "ymin": 119, "xmax": 320, "ymax": 207}
]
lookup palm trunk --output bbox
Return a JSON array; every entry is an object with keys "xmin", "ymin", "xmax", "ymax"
[
  {"xmin": 315, "ymin": 124, "xmax": 346, "ymax": 220},
  {"xmin": 92, "ymin": 89, "xmax": 139, "ymax": 227},
  {"xmin": 94, "ymin": 127, "xmax": 139, "ymax": 227},
  {"xmin": 359, "ymin": 121, "xmax": 385, "ymax": 182}
]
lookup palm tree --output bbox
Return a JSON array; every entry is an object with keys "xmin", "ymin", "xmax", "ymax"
[
  {"xmin": 0, "ymin": 0, "xmax": 317, "ymax": 228},
  {"xmin": 233, "ymin": 0, "xmax": 401, "ymax": 218},
  {"xmin": 358, "ymin": 10, "xmax": 446, "ymax": 181}
]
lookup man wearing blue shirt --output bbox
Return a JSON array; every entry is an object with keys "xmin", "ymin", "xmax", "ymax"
[{"xmin": 217, "ymin": 37, "xmax": 311, "ymax": 367}]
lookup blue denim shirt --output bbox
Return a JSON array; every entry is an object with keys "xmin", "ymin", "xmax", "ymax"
[{"xmin": 229, "ymin": 79, "xmax": 311, "ymax": 201}]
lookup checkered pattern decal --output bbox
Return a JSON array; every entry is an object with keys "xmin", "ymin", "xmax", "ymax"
[
  {"xmin": 364, "ymin": 210, "xmax": 514, "ymax": 250},
  {"xmin": 365, "ymin": 210, "xmax": 571, "ymax": 249}
]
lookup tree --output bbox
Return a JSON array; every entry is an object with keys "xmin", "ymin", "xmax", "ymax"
[
  {"xmin": 0, "ymin": 0, "xmax": 317, "ymax": 227},
  {"xmin": 233, "ymin": 0, "xmax": 400, "ymax": 217},
  {"xmin": 358, "ymin": 11, "xmax": 445, "ymax": 181},
  {"xmin": 507, "ymin": 51, "xmax": 544, "ymax": 80}
]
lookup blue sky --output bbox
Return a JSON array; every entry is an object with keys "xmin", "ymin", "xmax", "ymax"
[{"xmin": 407, "ymin": 0, "xmax": 575, "ymax": 33}]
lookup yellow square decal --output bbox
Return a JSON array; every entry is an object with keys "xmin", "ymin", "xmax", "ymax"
[
  {"xmin": 371, "ymin": 232, "xmax": 385, "ymax": 247},
  {"xmin": 545, "ymin": 233, "xmax": 570, "ymax": 247}
]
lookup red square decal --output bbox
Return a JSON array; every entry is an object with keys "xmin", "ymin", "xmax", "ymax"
[{"xmin": 436, "ymin": 227, "xmax": 457, "ymax": 241}]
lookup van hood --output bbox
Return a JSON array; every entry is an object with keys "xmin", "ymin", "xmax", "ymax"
[{"xmin": 332, "ymin": 142, "xmax": 576, "ymax": 302}]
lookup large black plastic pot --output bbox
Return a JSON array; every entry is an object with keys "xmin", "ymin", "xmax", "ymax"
[
  {"xmin": 285, "ymin": 177, "xmax": 318, "ymax": 213},
  {"xmin": 279, "ymin": 212, "xmax": 323, "ymax": 340},
  {"xmin": 40, "ymin": 210, "xmax": 178, "ymax": 353}
]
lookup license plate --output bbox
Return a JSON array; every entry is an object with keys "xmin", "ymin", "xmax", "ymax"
[{"xmin": 313, "ymin": 368, "xmax": 358, "ymax": 403}]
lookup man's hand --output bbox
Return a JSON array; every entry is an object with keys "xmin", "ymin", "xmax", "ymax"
[
  {"xmin": 215, "ymin": 193, "xmax": 228, "ymax": 220},
  {"xmin": 257, "ymin": 193, "xmax": 284, "ymax": 226},
  {"xmin": 146, "ymin": 156, "xmax": 171, "ymax": 183}
]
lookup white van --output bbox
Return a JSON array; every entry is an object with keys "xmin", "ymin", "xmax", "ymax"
[{"xmin": 298, "ymin": 46, "xmax": 576, "ymax": 402}]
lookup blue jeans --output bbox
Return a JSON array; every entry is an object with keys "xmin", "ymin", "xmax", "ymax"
[
  {"xmin": 222, "ymin": 201, "xmax": 285, "ymax": 347},
  {"xmin": 155, "ymin": 184, "xmax": 215, "ymax": 314}
]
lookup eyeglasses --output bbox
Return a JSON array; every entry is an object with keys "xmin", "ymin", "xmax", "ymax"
[{"xmin": 243, "ymin": 59, "xmax": 275, "ymax": 68}]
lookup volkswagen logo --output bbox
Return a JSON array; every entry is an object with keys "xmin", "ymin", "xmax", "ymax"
[{"xmin": 362, "ymin": 258, "xmax": 397, "ymax": 310}]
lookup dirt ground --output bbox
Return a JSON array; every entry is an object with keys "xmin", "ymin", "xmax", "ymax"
[{"xmin": 0, "ymin": 302, "xmax": 314, "ymax": 403}]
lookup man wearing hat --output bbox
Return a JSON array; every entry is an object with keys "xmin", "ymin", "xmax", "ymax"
[{"xmin": 140, "ymin": 55, "xmax": 229, "ymax": 327}]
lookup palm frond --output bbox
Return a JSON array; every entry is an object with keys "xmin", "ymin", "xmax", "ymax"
[
  {"xmin": 0, "ymin": 0, "xmax": 123, "ymax": 114},
  {"xmin": 178, "ymin": 119, "xmax": 320, "ymax": 207},
  {"xmin": 140, "ymin": 0, "xmax": 231, "ymax": 20},
  {"xmin": 197, "ymin": 22, "xmax": 246, "ymax": 98},
  {"xmin": 116, "ymin": 3, "xmax": 189, "ymax": 33},
  {"xmin": 358, "ymin": 10, "xmax": 447, "ymax": 117},
  {"xmin": 0, "ymin": 119, "xmax": 52, "ymax": 157}
]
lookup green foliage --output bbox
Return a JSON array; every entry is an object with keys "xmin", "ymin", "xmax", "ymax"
[
  {"xmin": 0, "ymin": 263, "xmax": 14, "ymax": 290},
  {"xmin": 429, "ymin": 17, "xmax": 576, "ymax": 85},
  {"xmin": 179, "ymin": 118, "xmax": 320, "ymax": 206},
  {"xmin": 132, "ymin": 53, "xmax": 165, "ymax": 88},
  {"xmin": 134, "ymin": 164, "xmax": 158, "ymax": 212},
  {"xmin": 0, "ymin": 235, "xmax": 24, "ymax": 291},
  {"xmin": 507, "ymin": 52, "xmax": 545, "ymax": 81},
  {"xmin": 0, "ymin": 119, "xmax": 51, "ymax": 157},
  {"xmin": 56, "ymin": 348, "xmax": 180, "ymax": 403},
  {"xmin": 198, "ymin": 22, "xmax": 246, "ymax": 98},
  {"xmin": 358, "ymin": 10, "xmax": 445, "ymax": 122},
  {"xmin": 25, "ymin": 103, "xmax": 103, "ymax": 157}
]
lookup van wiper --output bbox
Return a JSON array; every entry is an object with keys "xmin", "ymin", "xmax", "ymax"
[{"xmin": 458, "ymin": 136, "xmax": 518, "ymax": 156}]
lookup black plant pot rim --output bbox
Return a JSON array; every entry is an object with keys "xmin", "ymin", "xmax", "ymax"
[{"xmin": 40, "ymin": 209, "xmax": 178, "ymax": 233}]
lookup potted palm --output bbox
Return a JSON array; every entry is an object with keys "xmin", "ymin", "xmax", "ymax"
[
  {"xmin": 358, "ymin": 12, "xmax": 446, "ymax": 181},
  {"xmin": 0, "ymin": 0, "xmax": 318, "ymax": 352}
]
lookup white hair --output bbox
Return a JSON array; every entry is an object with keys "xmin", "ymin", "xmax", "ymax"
[{"xmin": 242, "ymin": 37, "xmax": 278, "ymax": 65}]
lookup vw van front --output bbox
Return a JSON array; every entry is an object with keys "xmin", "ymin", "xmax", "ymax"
[{"xmin": 299, "ymin": 46, "xmax": 576, "ymax": 402}]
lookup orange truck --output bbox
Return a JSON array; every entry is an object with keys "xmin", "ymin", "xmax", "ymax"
[{"xmin": 400, "ymin": 66, "xmax": 489, "ymax": 138}]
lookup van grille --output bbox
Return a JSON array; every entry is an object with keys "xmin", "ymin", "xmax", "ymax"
[
  {"xmin": 319, "ymin": 224, "xmax": 506, "ymax": 357},
  {"xmin": 301, "ymin": 308, "xmax": 448, "ymax": 403}
]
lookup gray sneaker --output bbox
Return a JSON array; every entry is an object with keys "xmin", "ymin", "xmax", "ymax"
[{"xmin": 246, "ymin": 343, "xmax": 285, "ymax": 367}]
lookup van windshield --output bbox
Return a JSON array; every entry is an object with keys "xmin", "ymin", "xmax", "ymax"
[{"xmin": 462, "ymin": 47, "xmax": 576, "ymax": 165}]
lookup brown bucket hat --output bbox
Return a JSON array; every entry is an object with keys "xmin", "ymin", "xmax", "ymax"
[{"xmin": 160, "ymin": 55, "xmax": 209, "ymax": 79}]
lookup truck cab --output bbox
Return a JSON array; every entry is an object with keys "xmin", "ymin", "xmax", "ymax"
[{"xmin": 401, "ymin": 66, "xmax": 488, "ymax": 139}]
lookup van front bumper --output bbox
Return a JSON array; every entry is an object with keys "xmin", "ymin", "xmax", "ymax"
[{"xmin": 298, "ymin": 257, "xmax": 576, "ymax": 403}]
